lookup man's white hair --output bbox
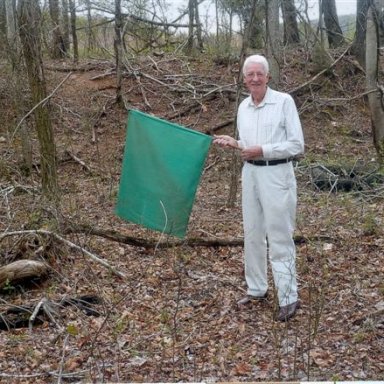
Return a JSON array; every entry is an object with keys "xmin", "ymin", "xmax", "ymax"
[{"xmin": 243, "ymin": 55, "xmax": 269, "ymax": 75}]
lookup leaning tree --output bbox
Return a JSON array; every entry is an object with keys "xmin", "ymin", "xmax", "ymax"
[{"xmin": 366, "ymin": 1, "xmax": 384, "ymax": 164}]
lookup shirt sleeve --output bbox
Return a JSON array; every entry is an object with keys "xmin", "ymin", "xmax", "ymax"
[{"xmin": 261, "ymin": 95, "xmax": 304, "ymax": 159}]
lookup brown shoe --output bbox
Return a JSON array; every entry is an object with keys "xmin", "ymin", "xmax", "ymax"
[
  {"xmin": 277, "ymin": 300, "xmax": 300, "ymax": 322},
  {"xmin": 237, "ymin": 293, "xmax": 268, "ymax": 306}
]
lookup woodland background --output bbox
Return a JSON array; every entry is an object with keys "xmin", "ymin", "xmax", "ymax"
[{"xmin": 0, "ymin": 0, "xmax": 383, "ymax": 383}]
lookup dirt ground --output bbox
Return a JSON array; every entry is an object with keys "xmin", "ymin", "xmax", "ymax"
[{"xmin": 0, "ymin": 52, "xmax": 383, "ymax": 383}]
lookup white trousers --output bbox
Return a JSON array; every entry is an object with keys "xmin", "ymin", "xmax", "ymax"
[{"xmin": 242, "ymin": 162, "xmax": 298, "ymax": 306}]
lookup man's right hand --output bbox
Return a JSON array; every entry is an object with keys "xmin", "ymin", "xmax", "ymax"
[{"xmin": 213, "ymin": 135, "xmax": 240, "ymax": 149}]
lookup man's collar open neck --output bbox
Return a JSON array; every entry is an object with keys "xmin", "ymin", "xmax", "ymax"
[{"xmin": 251, "ymin": 86, "xmax": 269, "ymax": 106}]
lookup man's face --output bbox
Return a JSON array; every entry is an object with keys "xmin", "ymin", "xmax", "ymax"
[{"xmin": 243, "ymin": 63, "xmax": 269, "ymax": 94}]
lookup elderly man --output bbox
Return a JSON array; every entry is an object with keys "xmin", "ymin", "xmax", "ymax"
[{"xmin": 214, "ymin": 54, "xmax": 304, "ymax": 321}]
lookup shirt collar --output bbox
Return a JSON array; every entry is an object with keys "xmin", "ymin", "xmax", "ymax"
[{"xmin": 247, "ymin": 87, "xmax": 275, "ymax": 108}]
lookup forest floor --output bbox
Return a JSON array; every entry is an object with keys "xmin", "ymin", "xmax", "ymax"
[{"xmin": 0, "ymin": 49, "xmax": 383, "ymax": 383}]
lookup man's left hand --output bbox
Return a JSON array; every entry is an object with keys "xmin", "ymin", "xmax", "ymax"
[{"xmin": 241, "ymin": 145, "xmax": 263, "ymax": 161}]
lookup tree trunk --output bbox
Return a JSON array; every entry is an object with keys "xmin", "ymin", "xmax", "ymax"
[
  {"xmin": 281, "ymin": 0, "xmax": 300, "ymax": 44},
  {"xmin": 114, "ymin": 0, "xmax": 123, "ymax": 105},
  {"xmin": 0, "ymin": 0, "xmax": 6, "ymax": 51},
  {"xmin": 0, "ymin": 260, "xmax": 49, "ymax": 289},
  {"xmin": 228, "ymin": 0, "xmax": 259, "ymax": 207},
  {"xmin": 85, "ymin": 0, "xmax": 94, "ymax": 53},
  {"xmin": 61, "ymin": 0, "xmax": 70, "ymax": 54},
  {"xmin": 228, "ymin": 8, "xmax": 233, "ymax": 50},
  {"xmin": 186, "ymin": 0, "xmax": 195, "ymax": 53},
  {"xmin": 366, "ymin": 4, "xmax": 384, "ymax": 164},
  {"xmin": 215, "ymin": 0, "xmax": 219, "ymax": 45},
  {"xmin": 194, "ymin": 0, "xmax": 203, "ymax": 51},
  {"xmin": 245, "ymin": 2, "xmax": 264, "ymax": 49},
  {"xmin": 265, "ymin": 0, "xmax": 281, "ymax": 88},
  {"xmin": 351, "ymin": 0, "xmax": 369, "ymax": 68},
  {"xmin": 5, "ymin": 0, "xmax": 16, "ymax": 55},
  {"xmin": 18, "ymin": 0, "xmax": 59, "ymax": 202},
  {"xmin": 322, "ymin": 0, "xmax": 344, "ymax": 48},
  {"xmin": 69, "ymin": 0, "xmax": 78, "ymax": 63},
  {"xmin": 5, "ymin": 0, "xmax": 33, "ymax": 174},
  {"xmin": 49, "ymin": 0, "xmax": 65, "ymax": 58}
]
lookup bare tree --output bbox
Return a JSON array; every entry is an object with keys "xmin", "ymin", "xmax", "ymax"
[
  {"xmin": 366, "ymin": 2, "xmax": 384, "ymax": 164},
  {"xmin": 4, "ymin": 0, "xmax": 33, "ymax": 174},
  {"xmin": 18, "ymin": 0, "xmax": 59, "ymax": 201},
  {"xmin": 69, "ymin": 0, "xmax": 78, "ymax": 62},
  {"xmin": 0, "ymin": 0, "xmax": 6, "ymax": 51},
  {"xmin": 62, "ymin": 0, "xmax": 70, "ymax": 54},
  {"xmin": 186, "ymin": 0, "xmax": 196, "ymax": 53},
  {"xmin": 281, "ymin": 0, "xmax": 300, "ymax": 44},
  {"xmin": 49, "ymin": 0, "xmax": 65, "ymax": 58},
  {"xmin": 246, "ymin": 1, "xmax": 265, "ymax": 49},
  {"xmin": 114, "ymin": 0, "xmax": 123, "ymax": 105},
  {"xmin": 351, "ymin": 0, "xmax": 370, "ymax": 67},
  {"xmin": 85, "ymin": 0, "xmax": 95, "ymax": 53},
  {"xmin": 194, "ymin": 0, "xmax": 203, "ymax": 51},
  {"xmin": 321, "ymin": 0, "xmax": 344, "ymax": 48},
  {"xmin": 265, "ymin": 0, "xmax": 281, "ymax": 88}
]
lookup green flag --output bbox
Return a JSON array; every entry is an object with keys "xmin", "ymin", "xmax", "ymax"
[{"xmin": 115, "ymin": 110, "xmax": 212, "ymax": 238}]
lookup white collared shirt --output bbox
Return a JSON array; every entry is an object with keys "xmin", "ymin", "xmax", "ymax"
[{"xmin": 237, "ymin": 87, "xmax": 304, "ymax": 160}]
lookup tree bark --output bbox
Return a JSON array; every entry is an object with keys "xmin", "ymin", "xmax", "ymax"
[
  {"xmin": 61, "ymin": 0, "xmax": 70, "ymax": 54},
  {"xmin": 228, "ymin": 0, "xmax": 259, "ymax": 207},
  {"xmin": 85, "ymin": 0, "xmax": 94, "ymax": 53},
  {"xmin": 322, "ymin": 0, "xmax": 344, "ymax": 48},
  {"xmin": 114, "ymin": 0, "xmax": 123, "ymax": 105},
  {"xmin": 366, "ymin": 4, "xmax": 384, "ymax": 164},
  {"xmin": 69, "ymin": 0, "xmax": 78, "ymax": 62},
  {"xmin": 194, "ymin": 0, "xmax": 203, "ymax": 51},
  {"xmin": 281, "ymin": 0, "xmax": 300, "ymax": 44},
  {"xmin": 246, "ymin": 1, "xmax": 264, "ymax": 49},
  {"xmin": 351, "ymin": 0, "xmax": 369, "ymax": 68},
  {"xmin": 186, "ymin": 0, "xmax": 195, "ymax": 53},
  {"xmin": 18, "ymin": 0, "xmax": 59, "ymax": 202},
  {"xmin": 5, "ymin": 0, "xmax": 33, "ymax": 174},
  {"xmin": 49, "ymin": 0, "xmax": 65, "ymax": 58},
  {"xmin": 265, "ymin": 0, "xmax": 281, "ymax": 88},
  {"xmin": 0, "ymin": 0, "xmax": 6, "ymax": 51}
]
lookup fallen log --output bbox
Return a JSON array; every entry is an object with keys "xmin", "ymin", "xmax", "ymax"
[
  {"xmin": 63, "ymin": 224, "xmax": 333, "ymax": 249},
  {"xmin": 0, "ymin": 260, "xmax": 49, "ymax": 289},
  {"xmin": 0, "ymin": 230, "xmax": 125, "ymax": 279}
]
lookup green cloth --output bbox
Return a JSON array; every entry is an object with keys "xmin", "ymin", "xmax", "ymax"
[{"xmin": 115, "ymin": 110, "xmax": 212, "ymax": 238}]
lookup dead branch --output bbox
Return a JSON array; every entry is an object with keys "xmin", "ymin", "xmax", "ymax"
[
  {"xmin": 164, "ymin": 94, "xmax": 217, "ymax": 121},
  {"xmin": 63, "ymin": 224, "xmax": 332, "ymax": 250},
  {"xmin": 0, "ymin": 295, "xmax": 101, "ymax": 331},
  {"xmin": 133, "ymin": 72, "xmax": 152, "ymax": 109},
  {"xmin": 0, "ymin": 371, "xmax": 87, "ymax": 380},
  {"xmin": 315, "ymin": 89, "xmax": 376, "ymax": 105},
  {"xmin": 11, "ymin": 72, "xmax": 73, "ymax": 141},
  {"xmin": 205, "ymin": 119, "xmax": 234, "ymax": 134},
  {"xmin": 128, "ymin": 14, "xmax": 194, "ymax": 29},
  {"xmin": 90, "ymin": 68, "xmax": 116, "ymax": 80},
  {"xmin": 62, "ymin": 150, "xmax": 92, "ymax": 172},
  {"xmin": 352, "ymin": 308, "xmax": 384, "ymax": 325},
  {"xmin": 290, "ymin": 44, "xmax": 351, "ymax": 95},
  {"xmin": 0, "ymin": 230, "xmax": 126, "ymax": 279},
  {"xmin": 28, "ymin": 298, "xmax": 61, "ymax": 332}
]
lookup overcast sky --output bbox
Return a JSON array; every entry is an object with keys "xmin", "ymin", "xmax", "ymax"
[
  {"xmin": 305, "ymin": 0, "xmax": 356, "ymax": 17},
  {"xmin": 168, "ymin": 0, "xmax": 357, "ymax": 24}
]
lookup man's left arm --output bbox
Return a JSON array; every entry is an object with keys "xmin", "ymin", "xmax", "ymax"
[{"xmin": 261, "ymin": 96, "xmax": 304, "ymax": 160}]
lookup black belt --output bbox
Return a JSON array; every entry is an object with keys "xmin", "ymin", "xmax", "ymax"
[{"xmin": 247, "ymin": 158, "xmax": 292, "ymax": 166}]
